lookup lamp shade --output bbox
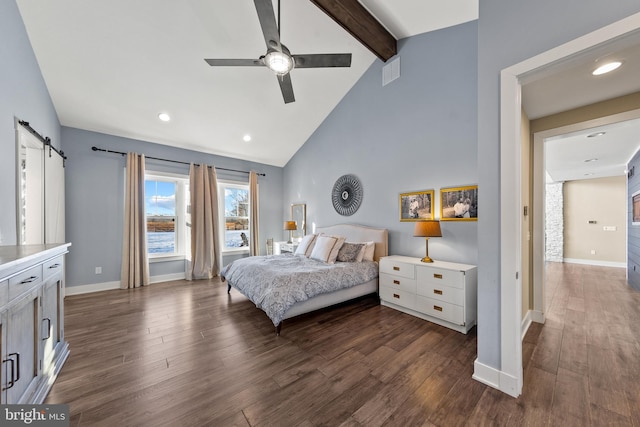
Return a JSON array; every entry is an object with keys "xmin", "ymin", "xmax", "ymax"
[
  {"xmin": 283, "ymin": 221, "xmax": 297, "ymax": 231},
  {"xmin": 413, "ymin": 220, "xmax": 442, "ymax": 237}
]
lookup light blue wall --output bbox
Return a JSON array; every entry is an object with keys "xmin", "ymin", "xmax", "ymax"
[
  {"xmin": 0, "ymin": 0, "xmax": 61, "ymax": 245},
  {"xmin": 62, "ymin": 127, "xmax": 283, "ymax": 287},
  {"xmin": 284, "ymin": 22, "xmax": 478, "ymax": 266},
  {"xmin": 477, "ymin": 0, "xmax": 640, "ymax": 368}
]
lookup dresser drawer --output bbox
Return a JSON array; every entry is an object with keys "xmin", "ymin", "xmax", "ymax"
[
  {"xmin": 416, "ymin": 296, "xmax": 464, "ymax": 325},
  {"xmin": 380, "ymin": 286, "xmax": 415, "ymax": 311},
  {"xmin": 417, "ymin": 266, "xmax": 465, "ymax": 289},
  {"xmin": 43, "ymin": 256, "xmax": 64, "ymax": 280},
  {"xmin": 380, "ymin": 273, "xmax": 416, "ymax": 294},
  {"xmin": 9, "ymin": 264, "xmax": 43, "ymax": 301},
  {"xmin": 417, "ymin": 281, "xmax": 464, "ymax": 306},
  {"xmin": 380, "ymin": 259, "xmax": 415, "ymax": 279}
]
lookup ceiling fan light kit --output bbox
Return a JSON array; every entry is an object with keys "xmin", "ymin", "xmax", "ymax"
[
  {"xmin": 204, "ymin": 0, "xmax": 351, "ymax": 103},
  {"xmin": 264, "ymin": 49, "xmax": 294, "ymax": 75}
]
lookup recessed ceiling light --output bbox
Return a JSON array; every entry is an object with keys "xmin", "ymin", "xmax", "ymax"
[
  {"xmin": 592, "ymin": 61, "xmax": 622, "ymax": 75},
  {"xmin": 584, "ymin": 173, "xmax": 595, "ymax": 176},
  {"xmin": 158, "ymin": 113, "xmax": 171, "ymax": 122},
  {"xmin": 587, "ymin": 131, "xmax": 606, "ymax": 138},
  {"xmin": 584, "ymin": 158, "xmax": 598, "ymax": 163},
  {"xmin": 243, "ymin": 134, "xmax": 251, "ymax": 142}
]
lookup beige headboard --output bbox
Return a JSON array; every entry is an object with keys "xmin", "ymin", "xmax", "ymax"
[{"xmin": 315, "ymin": 224, "xmax": 388, "ymax": 262}]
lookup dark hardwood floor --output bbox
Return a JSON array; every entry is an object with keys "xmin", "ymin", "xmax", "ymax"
[{"xmin": 47, "ymin": 262, "xmax": 640, "ymax": 426}]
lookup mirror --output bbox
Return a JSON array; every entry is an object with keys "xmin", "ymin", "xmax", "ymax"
[{"xmin": 290, "ymin": 204, "xmax": 306, "ymax": 241}]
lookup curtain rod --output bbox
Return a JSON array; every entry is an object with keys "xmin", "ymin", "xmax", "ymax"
[
  {"xmin": 91, "ymin": 146, "xmax": 266, "ymax": 176},
  {"xmin": 18, "ymin": 120, "xmax": 68, "ymax": 165}
]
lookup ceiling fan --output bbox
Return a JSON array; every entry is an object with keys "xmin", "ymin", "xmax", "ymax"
[{"xmin": 204, "ymin": 0, "xmax": 352, "ymax": 104}]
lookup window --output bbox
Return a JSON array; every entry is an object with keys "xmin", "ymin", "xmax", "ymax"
[
  {"xmin": 219, "ymin": 181, "xmax": 250, "ymax": 252},
  {"xmin": 145, "ymin": 173, "xmax": 188, "ymax": 258}
]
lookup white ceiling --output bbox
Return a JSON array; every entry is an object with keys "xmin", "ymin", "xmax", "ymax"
[
  {"xmin": 16, "ymin": 1, "xmax": 640, "ymax": 176},
  {"xmin": 545, "ymin": 119, "xmax": 640, "ymax": 182},
  {"xmin": 16, "ymin": 0, "xmax": 478, "ymax": 167},
  {"xmin": 521, "ymin": 30, "xmax": 640, "ymax": 182}
]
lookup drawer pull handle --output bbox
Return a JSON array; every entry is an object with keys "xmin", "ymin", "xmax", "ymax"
[
  {"xmin": 393, "ymin": 266, "xmax": 400, "ymax": 271},
  {"xmin": 393, "ymin": 293, "xmax": 400, "ymax": 299},
  {"xmin": 2, "ymin": 358, "xmax": 15, "ymax": 390},
  {"xmin": 433, "ymin": 274, "xmax": 443, "ymax": 279},
  {"xmin": 42, "ymin": 318, "xmax": 52, "ymax": 340},
  {"xmin": 434, "ymin": 289, "xmax": 443, "ymax": 295},
  {"xmin": 49, "ymin": 263, "xmax": 61, "ymax": 269},
  {"xmin": 20, "ymin": 276, "xmax": 38, "ymax": 284},
  {"xmin": 393, "ymin": 280, "xmax": 400, "ymax": 285},
  {"xmin": 434, "ymin": 305, "xmax": 443, "ymax": 312}
]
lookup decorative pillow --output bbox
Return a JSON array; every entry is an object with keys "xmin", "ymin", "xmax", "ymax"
[
  {"xmin": 309, "ymin": 236, "xmax": 338, "ymax": 263},
  {"xmin": 362, "ymin": 241, "xmax": 376, "ymax": 261},
  {"xmin": 321, "ymin": 234, "xmax": 346, "ymax": 264},
  {"xmin": 294, "ymin": 234, "xmax": 317, "ymax": 257},
  {"xmin": 336, "ymin": 242, "xmax": 365, "ymax": 262},
  {"xmin": 354, "ymin": 241, "xmax": 376, "ymax": 262}
]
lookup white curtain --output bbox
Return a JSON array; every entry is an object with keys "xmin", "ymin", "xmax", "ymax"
[
  {"xmin": 249, "ymin": 171, "xmax": 260, "ymax": 256},
  {"xmin": 121, "ymin": 153, "xmax": 149, "ymax": 289},
  {"xmin": 188, "ymin": 163, "xmax": 220, "ymax": 280}
]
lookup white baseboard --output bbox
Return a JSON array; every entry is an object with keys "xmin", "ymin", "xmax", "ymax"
[
  {"xmin": 531, "ymin": 310, "xmax": 545, "ymax": 324},
  {"xmin": 65, "ymin": 272, "xmax": 186, "ymax": 296},
  {"xmin": 563, "ymin": 258, "xmax": 626, "ymax": 268},
  {"xmin": 473, "ymin": 359, "xmax": 521, "ymax": 398},
  {"xmin": 149, "ymin": 272, "xmax": 186, "ymax": 284}
]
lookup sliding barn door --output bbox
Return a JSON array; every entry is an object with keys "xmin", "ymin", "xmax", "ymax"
[{"xmin": 45, "ymin": 149, "xmax": 65, "ymax": 243}]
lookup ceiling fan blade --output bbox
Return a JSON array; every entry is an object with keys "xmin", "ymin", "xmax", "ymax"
[
  {"xmin": 253, "ymin": 0, "xmax": 282, "ymax": 51},
  {"xmin": 204, "ymin": 58, "xmax": 264, "ymax": 67},
  {"xmin": 277, "ymin": 73, "xmax": 295, "ymax": 104},
  {"xmin": 293, "ymin": 53, "xmax": 352, "ymax": 68}
]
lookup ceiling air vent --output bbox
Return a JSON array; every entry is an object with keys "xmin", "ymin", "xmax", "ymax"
[{"xmin": 382, "ymin": 57, "xmax": 400, "ymax": 86}]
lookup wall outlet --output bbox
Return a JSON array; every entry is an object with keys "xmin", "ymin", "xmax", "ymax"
[
  {"xmin": 603, "ymin": 226, "xmax": 617, "ymax": 231},
  {"xmin": 95, "ymin": 266, "xmax": 102, "ymax": 274},
  {"xmin": 590, "ymin": 250, "xmax": 596, "ymax": 255}
]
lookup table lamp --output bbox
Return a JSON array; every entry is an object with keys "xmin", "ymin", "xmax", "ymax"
[
  {"xmin": 283, "ymin": 221, "xmax": 297, "ymax": 243},
  {"xmin": 414, "ymin": 220, "xmax": 442, "ymax": 263}
]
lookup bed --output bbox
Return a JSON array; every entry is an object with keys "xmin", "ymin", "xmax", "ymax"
[{"xmin": 221, "ymin": 224, "xmax": 388, "ymax": 334}]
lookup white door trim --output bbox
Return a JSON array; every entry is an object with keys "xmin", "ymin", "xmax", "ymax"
[{"xmin": 497, "ymin": 12, "xmax": 640, "ymax": 398}]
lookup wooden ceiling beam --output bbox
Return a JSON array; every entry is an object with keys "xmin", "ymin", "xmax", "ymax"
[{"xmin": 310, "ymin": 0, "xmax": 397, "ymax": 62}]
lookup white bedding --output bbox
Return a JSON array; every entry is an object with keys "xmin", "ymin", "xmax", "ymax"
[
  {"xmin": 221, "ymin": 254, "xmax": 378, "ymax": 326},
  {"xmin": 222, "ymin": 224, "xmax": 388, "ymax": 333}
]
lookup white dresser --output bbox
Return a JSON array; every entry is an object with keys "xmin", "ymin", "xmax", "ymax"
[
  {"xmin": 0, "ymin": 243, "xmax": 71, "ymax": 403},
  {"xmin": 379, "ymin": 255, "xmax": 477, "ymax": 334}
]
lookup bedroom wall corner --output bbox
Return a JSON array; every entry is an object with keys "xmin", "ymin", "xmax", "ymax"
[
  {"xmin": 282, "ymin": 21, "xmax": 479, "ymax": 267},
  {"xmin": 61, "ymin": 127, "xmax": 284, "ymax": 289}
]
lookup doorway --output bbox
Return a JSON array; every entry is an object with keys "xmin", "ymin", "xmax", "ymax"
[{"xmin": 498, "ymin": 13, "xmax": 640, "ymax": 397}]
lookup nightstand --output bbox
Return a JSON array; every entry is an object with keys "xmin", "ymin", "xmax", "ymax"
[
  {"xmin": 379, "ymin": 255, "xmax": 477, "ymax": 334},
  {"xmin": 274, "ymin": 241, "xmax": 299, "ymax": 254}
]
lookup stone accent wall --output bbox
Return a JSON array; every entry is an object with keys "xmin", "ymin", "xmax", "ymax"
[{"xmin": 546, "ymin": 182, "xmax": 563, "ymax": 262}]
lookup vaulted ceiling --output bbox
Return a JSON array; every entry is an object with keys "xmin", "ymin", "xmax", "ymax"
[
  {"xmin": 16, "ymin": 1, "xmax": 640, "ymax": 178},
  {"xmin": 16, "ymin": 0, "xmax": 477, "ymax": 167}
]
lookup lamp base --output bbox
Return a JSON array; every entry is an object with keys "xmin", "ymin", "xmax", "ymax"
[{"xmin": 420, "ymin": 256, "xmax": 434, "ymax": 263}]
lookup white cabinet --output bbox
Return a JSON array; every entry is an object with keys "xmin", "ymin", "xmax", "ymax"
[
  {"xmin": 0, "ymin": 244, "xmax": 70, "ymax": 404},
  {"xmin": 6, "ymin": 288, "xmax": 40, "ymax": 403},
  {"xmin": 379, "ymin": 256, "xmax": 477, "ymax": 334}
]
